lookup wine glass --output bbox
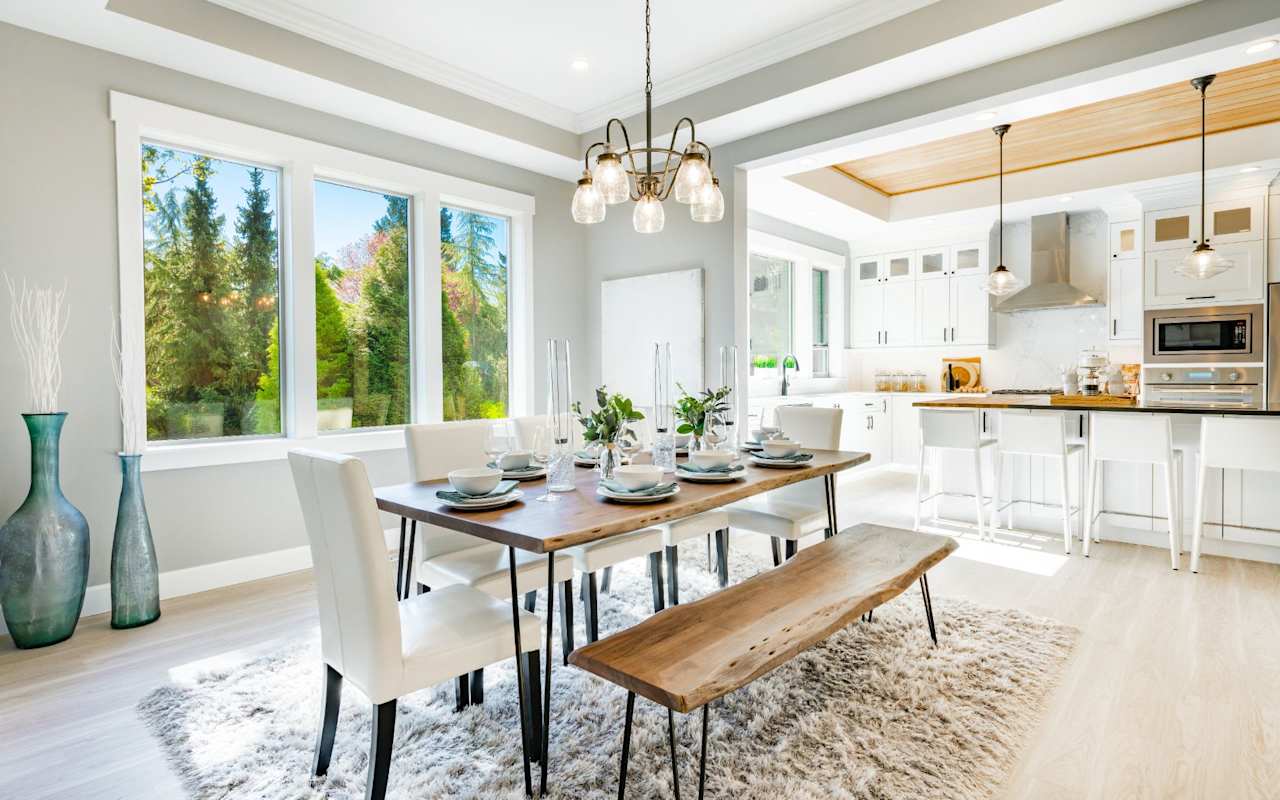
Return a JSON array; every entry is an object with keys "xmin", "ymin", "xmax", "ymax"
[
  {"xmin": 618, "ymin": 421, "xmax": 644, "ymax": 464},
  {"xmin": 531, "ymin": 424, "xmax": 560, "ymax": 503},
  {"xmin": 704, "ymin": 412, "xmax": 727, "ymax": 451},
  {"xmin": 484, "ymin": 420, "xmax": 514, "ymax": 469}
]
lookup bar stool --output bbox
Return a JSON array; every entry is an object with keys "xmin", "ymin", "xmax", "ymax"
[
  {"xmin": 1191, "ymin": 416, "xmax": 1280, "ymax": 573},
  {"xmin": 914, "ymin": 409, "xmax": 995, "ymax": 538},
  {"xmin": 1083, "ymin": 412, "xmax": 1183, "ymax": 569},
  {"xmin": 990, "ymin": 410, "xmax": 1086, "ymax": 552}
]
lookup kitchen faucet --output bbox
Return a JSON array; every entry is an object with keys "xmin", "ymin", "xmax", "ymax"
[{"xmin": 781, "ymin": 354, "xmax": 799, "ymax": 396}]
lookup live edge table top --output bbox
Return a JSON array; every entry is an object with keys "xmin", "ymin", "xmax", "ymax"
[{"xmin": 373, "ymin": 450, "xmax": 870, "ymax": 554}]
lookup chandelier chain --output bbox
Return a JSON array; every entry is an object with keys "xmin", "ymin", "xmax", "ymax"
[{"xmin": 645, "ymin": 0, "xmax": 652, "ymax": 96}]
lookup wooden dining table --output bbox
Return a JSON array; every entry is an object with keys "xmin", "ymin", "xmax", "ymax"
[{"xmin": 373, "ymin": 448, "xmax": 870, "ymax": 797}]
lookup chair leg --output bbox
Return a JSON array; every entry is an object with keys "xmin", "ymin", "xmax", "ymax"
[
  {"xmin": 470, "ymin": 669, "xmax": 484, "ymax": 705},
  {"xmin": 665, "ymin": 545, "xmax": 680, "ymax": 606},
  {"xmin": 454, "ymin": 674, "xmax": 470, "ymax": 712},
  {"xmin": 1192, "ymin": 461, "xmax": 1208, "ymax": 573},
  {"xmin": 972, "ymin": 447, "xmax": 986, "ymax": 541},
  {"xmin": 601, "ymin": 566, "xmax": 613, "ymax": 594},
  {"xmin": 585, "ymin": 571, "xmax": 600, "ymax": 642},
  {"xmin": 1083, "ymin": 457, "xmax": 1099, "ymax": 557},
  {"xmin": 560, "ymin": 578, "xmax": 574, "ymax": 665},
  {"xmin": 990, "ymin": 450, "xmax": 1003, "ymax": 539},
  {"xmin": 313, "ymin": 665, "xmax": 342, "ymax": 777},
  {"xmin": 618, "ymin": 691, "xmax": 636, "ymax": 800},
  {"xmin": 714, "ymin": 528, "xmax": 729, "ymax": 588},
  {"xmin": 649, "ymin": 551, "xmax": 665, "ymax": 613},
  {"xmin": 784, "ymin": 539, "xmax": 798, "ymax": 561},
  {"xmin": 1059, "ymin": 454, "xmax": 1072, "ymax": 555},
  {"xmin": 365, "ymin": 699, "xmax": 397, "ymax": 800},
  {"xmin": 524, "ymin": 591, "xmax": 537, "ymax": 613},
  {"xmin": 914, "ymin": 445, "xmax": 926, "ymax": 531},
  {"xmin": 1164, "ymin": 462, "xmax": 1180, "ymax": 570},
  {"xmin": 522, "ymin": 650, "xmax": 542, "ymax": 765},
  {"xmin": 706, "ymin": 533, "xmax": 713, "ymax": 571},
  {"xmin": 769, "ymin": 537, "xmax": 782, "ymax": 567}
]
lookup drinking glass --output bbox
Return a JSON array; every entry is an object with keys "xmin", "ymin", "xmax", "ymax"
[
  {"xmin": 531, "ymin": 425, "xmax": 559, "ymax": 502},
  {"xmin": 619, "ymin": 421, "xmax": 645, "ymax": 464},
  {"xmin": 484, "ymin": 420, "xmax": 515, "ymax": 468}
]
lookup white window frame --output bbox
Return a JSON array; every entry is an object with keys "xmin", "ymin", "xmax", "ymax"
[
  {"xmin": 111, "ymin": 92, "xmax": 535, "ymax": 472},
  {"xmin": 747, "ymin": 230, "xmax": 845, "ymax": 380}
]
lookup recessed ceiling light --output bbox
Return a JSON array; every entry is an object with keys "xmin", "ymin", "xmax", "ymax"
[
  {"xmin": 571, "ymin": 58, "xmax": 590, "ymax": 72},
  {"xmin": 974, "ymin": 111, "xmax": 997, "ymax": 121},
  {"xmin": 1058, "ymin": 195, "xmax": 1073, "ymax": 203},
  {"xmin": 1245, "ymin": 40, "xmax": 1277, "ymax": 55},
  {"xmin": 1240, "ymin": 165, "xmax": 1261, "ymax": 173}
]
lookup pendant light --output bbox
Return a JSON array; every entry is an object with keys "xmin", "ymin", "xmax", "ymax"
[
  {"xmin": 1175, "ymin": 74, "xmax": 1233, "ymax": 280},
  {"xmin": 984, "ymin": 124, "xmax": 1023, "ymax": 297}
]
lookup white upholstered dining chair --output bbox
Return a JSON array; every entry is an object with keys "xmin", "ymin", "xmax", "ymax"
[
  {"xmin": 404, "ymin": 422, "xmax": 574, "ymax": 692},
  {"xmin": 288, "ymin": 449, "xmax": 543, "ymax": 800},
  {"xmin": 725, "ymin": 405, "xmax": 844, "ymax": 563}
]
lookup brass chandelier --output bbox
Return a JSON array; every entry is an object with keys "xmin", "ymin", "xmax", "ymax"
[{"xmin": 571, "ymin": 0, "xmax": 723, "ymax": 232}]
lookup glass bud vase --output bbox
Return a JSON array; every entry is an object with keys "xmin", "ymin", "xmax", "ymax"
[
  {"xmin": 652, "ymin": 430, "xmax": 676, "ymax": 473},
  {"xmin": 110, "ymin": 454, "xmax": 160, "ymax": 629},
  {"xmin": 597, "ymin": 442, "xmax": 622, "ymax": 480},
  {"xmin": 0, "ymin": 413, "xmax": 90, "ymax": 649}
]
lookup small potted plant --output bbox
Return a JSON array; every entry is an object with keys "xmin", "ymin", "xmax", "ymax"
[
  {"xmin": 674, "ymin": 384, "xmax": 732, "ymax": 452},
  {"xmin": 572, "ymin": 387, "xmax": 644, "ymax": 479}
]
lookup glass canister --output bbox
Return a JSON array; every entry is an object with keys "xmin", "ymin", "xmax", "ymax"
[
  {"xmin": 912, "ymin": 371, "xmax": 927, "ymax": 392},
  {"xmin": 874, "ymin": 369, "xmax": 890, "ymax": 392},
  {"xmin": 894, "ymin": 371, "xmax": 911, "ymax": 392}
]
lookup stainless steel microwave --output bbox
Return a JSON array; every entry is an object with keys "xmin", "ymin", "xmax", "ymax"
[{"xmin": 1144, "ymin": 304, "xmax": 1263, "ymax": 364}]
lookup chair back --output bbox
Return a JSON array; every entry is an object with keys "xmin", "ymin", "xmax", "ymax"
[
  {"xmin": 405, "ymin": 420, "xmax": 495, "ymax": 558},
  {"xmin": 1200, "ymin": 417, "xmax": 1280, "ymax": 472},
  {"xmin": 288, "ymin": 449, "xmax": 401, "ymax": 697},
  {"xmin": 512, "ymin": 414, "xmax": 584, "ymax": 452},
  {"xmin": 776, "ymin": 406, "xmax": 843, "ymax": 450},
  {"xmin": 1090, "ymin": 412, "xmax": 1174, "ymax": 465},
  {"xmin": 920, "ymin": 408, "xmax": 983, "ymax": 450},
  {"xmin": 997, "ymin": 410, "xmax": 1067, "ymax": 457}
]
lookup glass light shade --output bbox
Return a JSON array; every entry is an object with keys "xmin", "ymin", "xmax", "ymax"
[
  {"xmin": 633, "ymin": 193, "xmax": 664, "ymax": 233},
  {"xmin": 571, "ymin": 177, "xmax": 605, "ymax": 224},
  {"xmin": 673, "ymin": 152, "xmax": 711, "ymax": 204},
  {"xmin": 691, "ymin": 178, "xmax": 724, "ymax": 223},
  {"xmin": 983, "ymin": 265, "xmax": 1023, "ymax": 297},
  {"xmin": 1175, "ymin": 244, "xmax": 1233, "ymax": 280},
  {"xmin": 592, "ymin": 152, "xmax": 629, "ymax": 205}
]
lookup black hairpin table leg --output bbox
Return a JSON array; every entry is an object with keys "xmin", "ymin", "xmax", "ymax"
[{"xmin": 507, "ymin": 547, "xmax": 532, "ymax": 797}]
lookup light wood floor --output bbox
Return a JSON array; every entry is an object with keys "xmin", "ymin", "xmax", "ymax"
[{"xmin": 2, "ymin": 470, "xmax": 1277, "ymax": 799}]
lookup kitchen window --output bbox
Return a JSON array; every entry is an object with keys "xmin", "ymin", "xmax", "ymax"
[
  {"xmin": 749, "ymin": 252, "xmax": 793, "ymax": 372},
  {"xmin": 112, "ymin": 92, "xmax": 535, "ymax": 470},
  {"xmin": 812, "ymin": 267, "xmax": 829, "ymax": 377}
]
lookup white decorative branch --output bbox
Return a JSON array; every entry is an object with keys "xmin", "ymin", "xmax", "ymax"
[
  {"xmin": 5, "ymin": 274, "xmax": 69, "ymax": 414},
  {"xmin": 110, "ymin": 308, "xmax": 147, "ymax": 455}
]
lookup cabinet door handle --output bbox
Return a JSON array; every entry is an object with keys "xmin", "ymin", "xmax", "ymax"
[
  {"xmin": 884, "ymin": 331, "xmax": 888, "ymax": 345},
  {"xmin": 951, "ymin": 326, "xmax": 956, "ymax": 341},
  {"xmin": 942, "ymin": 327, "xmax": 947, "ymax": 342},
  {"xmin": 1186, "ymin": 295, "xmax": 1215, "ymax": 301},
  {"xmin": 1113, "ymin": 319, "xmax": 1117, "ymax": 336}
]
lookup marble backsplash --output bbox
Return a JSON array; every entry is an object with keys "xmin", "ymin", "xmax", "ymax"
[{"xmin": 847, "ymin": 306, "xmax": 1143, "ymax": 392}]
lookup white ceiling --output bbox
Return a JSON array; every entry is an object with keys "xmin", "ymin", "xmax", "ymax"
[{"xmin": 209, "ymin": 0, "xmax": 937, "ymax": 131}]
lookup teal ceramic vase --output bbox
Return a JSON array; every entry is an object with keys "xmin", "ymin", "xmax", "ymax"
[
  {"xmin": 0, "ymin": 413, "xmax": 90, "ymax": 649},
  {"xmin": 110, "ymin": 454, "xmax": 160, "ymax": 629}
]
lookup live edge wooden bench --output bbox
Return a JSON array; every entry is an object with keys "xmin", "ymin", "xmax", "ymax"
[{"xmin": 567, "ymin": 523, "xmax": 958, "ymax": 799}]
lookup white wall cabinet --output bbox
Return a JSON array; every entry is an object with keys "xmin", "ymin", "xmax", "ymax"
[
  {"xmin": 1144, "ymin": 240, "xmax": 1266, "ymax": 308},
  {"xmin": 882, "ymin": 282, "xmax": 915, "ymax": 347},
  {"xmin": 951, "ymin": 272, "xmax": 993, "ymax": 345},
  {"xmin": 1206, "ymin": 197, "xmax": 1263, "ymax": 246},
  {"xmin": 852, "ymin": 283, "xmax": 884, "ymax": 347},
  {"xmin": 1144, "ymin": 205, "xmax": 1201, "ymax": 251},
  {"xmin": 915, "ymin": 279, "xmax": 949, "ymax": 346},
  {"xmin": 1109, "ymin": 220, "xmax": 1141, "ymax": 259},
  {"xmin": 1108, "ymin": 257, "xmax": 1142, "ymax": 340}
]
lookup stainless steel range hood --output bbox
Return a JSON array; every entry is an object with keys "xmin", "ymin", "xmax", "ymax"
[{"xmin": 995, "ymin": 212, "xmax": 1101, "ymax": 313}]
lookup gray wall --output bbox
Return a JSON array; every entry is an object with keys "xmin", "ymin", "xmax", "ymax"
[
  {"xmin": 0, "ymin": 23, "xmax": 587, "ymax": 587},
  {"xmin": 747, "ymin": 211, "xmax": 849, "ymax": 261}
]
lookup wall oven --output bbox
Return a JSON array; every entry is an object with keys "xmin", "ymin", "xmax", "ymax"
[
  {"xmin": 1143, "ymin": 366, "xmax": 1263, "ymax": 410},
  {"xmin": 1144, "ymin": 304, "xmax": 1263, "ymax": 364}
]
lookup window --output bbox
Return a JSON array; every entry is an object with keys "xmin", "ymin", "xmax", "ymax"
[
  {"xmin": 313, "ymin": 181, "xmax": 412, "ymax": 431},
  {"xmin": 140, "ymin": 145, "xmax": 281, "ymax": 441},
  {"xmin": 440, "ymin": 205, "xmax": 510, "ymax": 420},
  {"xmin": 749, "ymin": 252, "xmax": 793, "ymax": 370},
  {"xmin": 812, "ymin": 268, "xmax": 829, "ymax": 346}
]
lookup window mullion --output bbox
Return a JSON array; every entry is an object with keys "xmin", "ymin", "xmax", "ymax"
[
  {"xmin": 286, "ymin": 163, "xmax": 318, "ymax": 439},
  {"xmin": 418, "ymin": 190, "xmax": 443, "ymax": 423}
]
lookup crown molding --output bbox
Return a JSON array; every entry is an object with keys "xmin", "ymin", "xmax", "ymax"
[
  {"xmin": 572, "ymin": 0, "xmax": 938, "ymax": 133},
  {"xmin": 207, "ymin": 0, "xmax": 581, "ymax": 132}
]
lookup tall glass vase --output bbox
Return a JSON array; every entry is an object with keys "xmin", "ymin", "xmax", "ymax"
[
  {"xmin": 110, "ymin": 454, "xmax": 160, "ymax": 629},
  {"xmin": 0, "ymin": 413, "xmax": 90, "ymax": 649},
  {"xmin": 719, "ymin": 345, "xmax": 741, "ymax": 450},
  {"xmin": 651, "ymin": 342, "xmax": 676, "ymax": 473},
  {"xmin": 545, "ymin": 339, "xmax": 577, "ymax": 493}
]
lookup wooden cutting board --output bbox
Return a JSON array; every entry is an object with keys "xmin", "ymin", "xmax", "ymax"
[{"xmin": 1050, "ymin": 394, "xmax": 1137, "ymax": 407}]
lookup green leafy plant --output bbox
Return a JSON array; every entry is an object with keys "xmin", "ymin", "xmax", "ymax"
[
  {"xmin": 572, "ymin": 386, "xmax": 645, "ymax": 444},
  {"xmin": 752, "ymin": 355, "xmax": 777, "ymax": 369},
  {"xmin": 674, "ymin": 384, "xmax": 731, "ymax": 437}
]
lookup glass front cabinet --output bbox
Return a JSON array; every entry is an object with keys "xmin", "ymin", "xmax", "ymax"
[{"xmin": 1143, "ymin": 193, "xmax": 1267, "ymax": 308}]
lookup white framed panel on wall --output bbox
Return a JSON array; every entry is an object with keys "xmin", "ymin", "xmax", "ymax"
[{"xmin": 601, "ymin": 269, "xmax": 705, "ymax": 400}]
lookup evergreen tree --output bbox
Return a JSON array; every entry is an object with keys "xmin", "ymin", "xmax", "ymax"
[
  {"xmin": 358, "ymin": 197, "xmax": 411, "ymax": 426},
  {"xmin": 314, "ymin": 262, "xmax": 353, "ymax": 401},
  {"xmin": 234, "ymin": 168, "xmax": 279, "ymax": 381}
]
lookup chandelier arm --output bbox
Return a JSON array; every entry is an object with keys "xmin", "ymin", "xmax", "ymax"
[
  {"xmin": 692, "ymin": 140, "xmax": 712, "ymax": 171},
  {"xmin": 605, "ymin": 118, "xmax": 642, "ymax": 179},
  {"xmin": 582, "ymin": 141, "xmax": 610, "ymax": 174},
  {"xmin": 655, "ymin": 118, "xmax": 698, "ymax": 199}
]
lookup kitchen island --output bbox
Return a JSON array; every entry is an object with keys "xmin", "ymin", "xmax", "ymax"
[{"xmin": 911, "ymin": 396, "xmax": 1280, "ymax": 565}]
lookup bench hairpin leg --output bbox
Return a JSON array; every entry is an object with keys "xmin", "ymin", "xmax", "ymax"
[
  {"xmin": 668, "ymin": 708, "xmax": 682, "ymax": 800},
  {"xmin": 541, "ymin": 553, "xmax": 555, "ymax": 793},
  {"xmin": 618, "ymin": 691, "xmax": 636, "ymax": 800},
  {"xmin": 697, "ymin": 703, "xmax": 709, "ymax": 800},
  {"xmin": 824, "ymin": 474, "xmax": 839, "ymax": 536},
  {"xmin": 507, "ymin": 546, "xmax": 533, "ymax": 797},
  {"xmin": 919, "ymin": 573, "xmax": 937, "ymax": 646}
]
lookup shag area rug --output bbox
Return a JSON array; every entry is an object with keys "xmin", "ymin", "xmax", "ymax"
[{"xmin": 139, "ymin": 539, "xmax": 1077, "ymax": 799}]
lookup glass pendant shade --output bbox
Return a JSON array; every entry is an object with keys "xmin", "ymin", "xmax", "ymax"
[
  {"xmin": 633, "ymin": 192, "xmax": 665, "ymax": 233},
  {"xmin": 691, "ymin": 178, "xmax": 724, "ymax": 223},
  {"xmin": 984, "ymin": 265, "xmax": 1023, "ymax": 297},
  {"xmin": 571, "ymin": 176, "xmax": 605, "ymax": 224},
  {"xmin": 593, "ymin": 152, "xmax": 629, "ymax": 205},
  {"xmin": 673, "ymin": 152, "xmax": 710, "ymax": 203},
  {"xmin": 1176, "ymin": 244, "xmax": 1233, "ymax": 280}
]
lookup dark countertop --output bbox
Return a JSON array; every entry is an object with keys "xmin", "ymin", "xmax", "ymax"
[{"xmin": 912, "ymin": 395, "xmax": 1280, "ymax": 416}]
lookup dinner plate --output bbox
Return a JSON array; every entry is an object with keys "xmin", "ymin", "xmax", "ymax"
[
  {"xmin": 502, "ymin": 466, "xmax": 546, "ymax": 481},
  {"xmin": 740, "ymin": 441, "xmax": 764, "ymax": 452},
  {"xmin": 675, "ymin": 467, "xmax": 743, "ymax": 483},
  {"xmin": 438, "ymin": 489, "xmax": 524, "ymax": 510},
  {"xmin": 575, "ymin": 454, "xmax": 633, "ymax": 467},
  {"xmin": 596, "ymin": 484, "xmax": 681, "ymax": 503},
  {"xmin": 748, "ymin": 454, "xmax": 811, "ymax": 469}
]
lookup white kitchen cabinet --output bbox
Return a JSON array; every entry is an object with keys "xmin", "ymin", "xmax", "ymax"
[
  {"xmin": 1144, "ymin": 240, "xmax": 1266, "ymax": 307},
  {"xmin": 916, "ymin": 246, "xmax": 949, "ymax": 281},
  {"xmin": 853, "ymin": 254, "xmax": 883, "ymax": 285},
  {"xmin": 916, "ymin": 279, "xmax": 949, "ymax": 345},
  {"xmin": 950, "ymin": 272, "xmax": 993, "ymax": 345},
  {"xmin": 1108, "ymin": 256, "xmax": 1142, "ymax": 340},
  {"xmin": 852, "ymin": 283, "xmax": 884, "ymax": 347},
  {"xmin": 1109, "ymin": 220, "xmax": 1140, "ymax": 259},
  {"xmin": 1145, "ymin": 205, "xmax": 1201, "ymax": 251},
  {"xmin": 839, "ymin": 396, "xmax": 891, "ymax": 470},
  {"xmin": 1206, "ymin": 197, "xmax": 1263, "ymax": 246},
  {"xmin": 882, "ymin": 282, "xmax": 915, "ymax": 347},
  {"xmin": 1224, "ymin": 468, "xmax": 1280, "ymax": 546},
  {"xmin": 884, "ymin": 251, "xmax": 915, "ymax": 283},
  {"xmin": 950, "ymin": 241, "xmax": 988, "ymax": 275},
  {"xmin": 853, "ymin": 279, "xmax": 915, "ymax": 348},
  {"xmin": 1098, "ymin": 462, "xmax": 1155, "ymax": 533}
]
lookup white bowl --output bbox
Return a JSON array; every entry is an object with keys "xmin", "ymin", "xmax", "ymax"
[
  {"xmin": 612, "ymin": 464, "xmax": 664, "ymax": 491},
  {"xmin": 498, "ymin": 450, "xmax": 532, "ymax": 470},
  {"xmin": 448, "ymin": 467, "xmax": 502, "ymax": 496},
  {"xmin": 690, "ymin": 450, "xmax": 735, "ymax": 469},
  {"xmin": 672, "ymin": 432, "xmax": 692, "ymax": 447},
  {"xmin": 752, "ymin": 426, "xmax": 779, "ymax": 443},
  {"xmin": 762, "ymin": 439, "xmax": 801, "ymax": 458}
]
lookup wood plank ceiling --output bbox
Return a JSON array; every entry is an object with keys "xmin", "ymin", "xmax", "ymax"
[{"xmin": 833, "ymin": 57, "xmax": 1280, "ymax": 195}]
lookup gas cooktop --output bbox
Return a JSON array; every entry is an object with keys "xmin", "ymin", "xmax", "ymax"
[{"xmin": 990, "ymin": 388, "xmax": 1064, "ymax": 395}]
